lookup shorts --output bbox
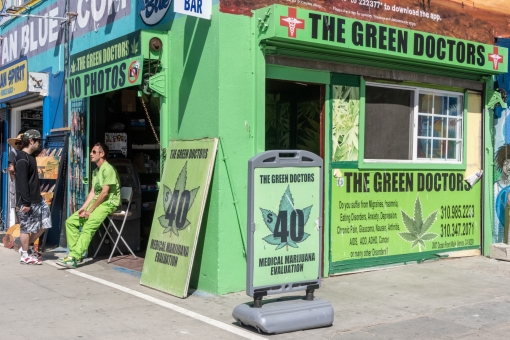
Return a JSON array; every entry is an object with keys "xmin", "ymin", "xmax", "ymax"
[{"xmin": 18, "ymin": 200, "xmax": 52, "ymax": 234}]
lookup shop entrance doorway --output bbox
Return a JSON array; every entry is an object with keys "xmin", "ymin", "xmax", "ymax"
[
  {"xmin": 265, "ymin": 79, "xmax": 324, "ymax": 157},
  {"xmin": 89, "ymin": 89, "xmax": 161, "ymax": 254}
]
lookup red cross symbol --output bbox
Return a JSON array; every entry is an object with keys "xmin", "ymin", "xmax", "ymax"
[
  {"xmin": 488, "ymin": 46, "xmax": 504, "ymax": 70},
  {"xmin": 280, "ymin": 8, "xmax": 305, "ymax": 38}
]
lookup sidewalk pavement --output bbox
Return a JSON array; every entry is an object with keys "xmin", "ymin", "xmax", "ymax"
[{"xmin": 1, "ymin": 239, "xmax": 510, "ymax": 339}]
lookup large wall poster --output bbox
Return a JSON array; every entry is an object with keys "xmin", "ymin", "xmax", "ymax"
[
  {"xmin": 332, "ymin": 85, "xmax": 360, "ymax": 162},
  {"xmin": 221, "ymin": 0, "xmax": 509, "ymax": 44},
  {"xmin": 331, "ymin": 169, "xmax": 481, "ymax": 262}
]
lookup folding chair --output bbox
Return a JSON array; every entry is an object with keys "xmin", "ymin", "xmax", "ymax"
[{"xmin": 93, "ymin": 187, "xmax": 137, "ymax": 263}]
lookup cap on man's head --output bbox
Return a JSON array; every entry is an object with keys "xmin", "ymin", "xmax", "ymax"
[{"xmin": 24, "ymin": 129, "xmax": 41, "ymax": 140}]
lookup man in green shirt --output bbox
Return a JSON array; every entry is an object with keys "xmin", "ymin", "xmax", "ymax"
[{"xmin": 57, "ymin": 142, "xmax": 120, "ymax": 268}]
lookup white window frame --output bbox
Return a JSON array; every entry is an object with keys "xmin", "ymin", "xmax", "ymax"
[{"xmin": 365, "ymin": 82, "xmax": 464, "ymax": 164}]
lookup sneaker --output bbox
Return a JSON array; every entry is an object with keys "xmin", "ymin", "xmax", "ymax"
[
  {"xmin": 20, "ymin": 254, "xmax": 42, "ymax": 265},
  {"xmin": 56, "ymin": 257, "xmax": 77, "ymax": 269},
  {"xmin": 19, "ymin": 248, "xmax": 42, "ymax": 259}
]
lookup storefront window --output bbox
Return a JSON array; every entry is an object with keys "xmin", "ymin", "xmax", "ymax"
[
  {"xmin": 332, "ymin": 85, "xmax": 360, "ymax": 162},
  {"xmin": 364, "ymin": 83, "xmax": 463, "ymax": 163}
]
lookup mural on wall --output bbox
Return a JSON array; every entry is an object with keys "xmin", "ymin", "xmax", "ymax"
[
  {"xmin": 493, "ymin": 39, "xmax": 510, "ymax": 244},
  {"xmin": 0, "ymin": 0, "xmax": 131, "ymax": 66},
  {"xmin": 221, "ymin": 0, "xmax": 510, "ymax": 44},
  {"xmin": 494, "ymin": 144, "xmax": 510, "ymax": 243},
  {"xmin": 331, "ymin": 169, "xmax": 480, "ymax": 263}
]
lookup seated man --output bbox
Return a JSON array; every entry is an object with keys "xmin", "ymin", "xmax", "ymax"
[{"xmin": 57, "ymin": 142, "xmax": 120, "ymax": 268}]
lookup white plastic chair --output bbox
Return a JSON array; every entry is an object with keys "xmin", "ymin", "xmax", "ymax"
[{"xmin": 93, "ymin": 187, "xmax": 137, "ymax": 263}]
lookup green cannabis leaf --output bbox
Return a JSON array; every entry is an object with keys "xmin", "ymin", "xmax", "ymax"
[
  {"xmin": 158, "ymin": 162, "xmax": 199, "ymax": 236},
  {"xmin": 131, "ymin": 38, "xmax": 139, "ymax": 54},
  {"xmin": 398, "ymin": 195, "xmax": 438, "ymax": 251},
  {"xmin": 70, "ymin": 60, "xmax": 77, "ymax": 74},
  {"xmin": 260, "ymin": 185, "xmax": 312, "ymax": 250}
]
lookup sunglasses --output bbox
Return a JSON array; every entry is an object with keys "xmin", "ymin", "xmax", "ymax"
[{"xmin": 91, "ymin": 149, "xmax": 102, "ymax": 154}]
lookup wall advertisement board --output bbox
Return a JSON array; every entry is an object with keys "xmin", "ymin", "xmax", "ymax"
[
  {"xmin": 141, "ymin": 138, "xmax": 218, "ymax": 298},
  {"xmin": 0, "ymin": 57, "xmax": 28, "ymax": 103},
  {"xmin": 256, "ymin": 5, "xmax": 507, "ymax": 75},
  {"xmin": 67, "ymin": 32, "xmax": 142, "ymax": 100},
  {"xmin": 331, "ymin": 169, "xmax": 481, "ymax": 264},
  {"xmin": 222, "ymin": 0, "xmax": 509, "ymax": 45},
  {"xmin": 247, "ymin": 151, "xmax": 323, "ymax": 297},
  {"xmin": 0, "ymin": 0, "xmax": 131, "ymax": 67}
]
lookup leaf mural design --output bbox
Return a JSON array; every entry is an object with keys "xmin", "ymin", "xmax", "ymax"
[
  {"xmin": 332, "ymin": 86, "xmax": 360, "ymax": 162},
  {"xmin": 131, "ymin": 38, "xmax": 139, "ymax": 54},
  {"xmin": 158, "ymin": 162, "xmax": 200, "ymax": 237},
  {"xmin": 260, "ymin": 185, "xmax": 312, "ymax": 250},
  {"xmin": 398, "ymin": 196, "xmax": 438, "ymax": 251}
]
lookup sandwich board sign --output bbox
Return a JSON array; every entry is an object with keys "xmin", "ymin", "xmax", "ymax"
[
  {"xmin": 140, "ymin": 138, "xmax": 218, "ymax": 298},
  {"xmin": 233, "ymin": 150, "xmax": 333, "ymax": 334},
  {"xmin": 245, "ymin": 150, "xmax": 323, "ymax": 297}
]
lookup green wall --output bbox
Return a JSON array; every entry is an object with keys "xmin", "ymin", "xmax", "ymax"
[
  {"xmin": 162, "ymin": 5, "xmax": 491, "ymax": 294},
  {"xmin": 165, "ymin": 7, "xmax": 254, "ymax": 294}
]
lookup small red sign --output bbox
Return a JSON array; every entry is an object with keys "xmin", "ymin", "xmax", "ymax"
[
  {"xmin": 280, "ymin": 8, "xmax": 305, "ymax": 39},
  {"xmin": 128, "ymin": 60, "xmax": 141, "ymax": 84},
  {"xmin": 488, "ymin": 46, "xmax": 504, "ymax": 71}
]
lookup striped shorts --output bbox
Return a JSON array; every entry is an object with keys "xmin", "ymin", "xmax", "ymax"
[{"xmin": 18, "ymin": 200, "xmax": 52, "ymax": 234}]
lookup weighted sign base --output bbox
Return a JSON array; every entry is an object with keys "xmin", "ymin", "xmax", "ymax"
[{"xmin": 232, "ymin": 297, "xmax": 334, "ymax": 334}]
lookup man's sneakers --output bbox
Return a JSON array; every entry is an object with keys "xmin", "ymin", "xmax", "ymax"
[
  {"xmin": 18, "ymin": 247, "xmax": 42, "ymax": 259},
  {"xmin": 56, "ymin": 256, "xmax": 77, "ymax": 269},
  {"xmin": 20, "ymin": 253, "xmax": 42, "ymax": 265}
]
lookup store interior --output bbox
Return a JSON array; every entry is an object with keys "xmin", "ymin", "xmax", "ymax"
[
  {"xmin": 89, "ymin": 88, "xmax": 161, "ymax": 253},
  {"xmin": 265, "ymin": 79, "xmax": 322, "ymax": 155}
]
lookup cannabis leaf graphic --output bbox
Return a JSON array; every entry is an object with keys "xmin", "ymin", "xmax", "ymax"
[
  {"xmin": 260, "ymin": 185, "xmax": 312, "ymax": 250},
  {"xmin": 131, "ymin": 39, "xmax": 139, "ymax": 54},
  {"xmin": 70, "ymin": 60, "xmax": 77, "ymax": 74},
  {"xmin": 398, "ymin": 195, "xmax": 438, "ymax": 251},
  {"xmin": 158, "ymin": 162, "xmax": 199, "ymax": 236}
]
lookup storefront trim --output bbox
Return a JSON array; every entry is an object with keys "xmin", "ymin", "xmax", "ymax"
[
  {"xmin": 266, "ymin": 64, "xmax": 330, "ymax": 84},
  {"xmin": 266, "ymin": 55, "xmax": 484, "ymax": 92}
]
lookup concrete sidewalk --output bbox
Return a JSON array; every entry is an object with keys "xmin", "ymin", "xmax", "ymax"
[{"xmin": 1, "ymin": 241, "xmax": 510, "ymax": 339}]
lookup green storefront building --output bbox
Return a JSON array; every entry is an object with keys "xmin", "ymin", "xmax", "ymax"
[{"xmin": 70, "ymin": 1, "xmax": 509, "ymax": 295}]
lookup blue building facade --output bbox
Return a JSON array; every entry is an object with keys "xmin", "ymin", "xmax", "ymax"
[{"xmin": 0, "ymin": 0, "xmax": 174, "ymax": 240}]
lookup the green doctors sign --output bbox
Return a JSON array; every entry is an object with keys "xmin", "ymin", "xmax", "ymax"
[
  {"xmin": 330, "ymin": 169, "xmax": 480, "ymax": 265},
  {"xmin": 256, "ymin": 5, "xmax": 508, "ymax": 75},
  {"xmin": 247, "ymin": 151, "xmax": 323, "ymax": 297},
  {"xmin": 141, "ymin": 139, "xmax": 218, "ymax": 298},
  {"xmin": 68, "ymin": 31, "xmax": 143, "ymax": 99}
]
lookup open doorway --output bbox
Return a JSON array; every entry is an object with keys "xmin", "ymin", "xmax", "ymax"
[{"xmin": 265, "ymin": 79, "xmax": 324, "ymax": 157}]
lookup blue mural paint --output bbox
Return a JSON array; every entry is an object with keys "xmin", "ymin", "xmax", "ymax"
[{"xmin": 494, "ymin": 38, "xmax": 510, "ymax": 243}]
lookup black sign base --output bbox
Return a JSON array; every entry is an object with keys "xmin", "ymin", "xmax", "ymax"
[{"xmin": 232, "ymin": 296, "xmax": 334, "ymax": 334}]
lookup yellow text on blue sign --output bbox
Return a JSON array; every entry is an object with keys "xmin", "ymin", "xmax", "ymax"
[{"xmin": 0, "ymin": 58, "xmax": 28, "ymax": 102}]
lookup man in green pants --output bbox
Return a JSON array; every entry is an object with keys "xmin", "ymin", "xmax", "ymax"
[{"xmin": 57, "ymin": 142, "xmax": 120, "ymax": 268}]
